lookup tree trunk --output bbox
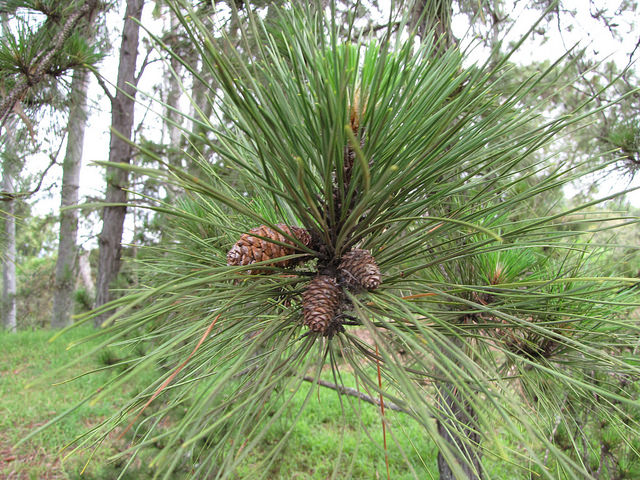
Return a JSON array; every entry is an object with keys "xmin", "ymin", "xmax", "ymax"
[
  {"xmin": 1, "ymin": 158, "xmax": 17, "ymax": 332},
  {"xmin": 435, "ymin": 378, "xmax": 483, "ymax": 480},
  {"xmin": 159, "ymin": 9, "xmax": 185, "ymax": 204},
  {"xmin": 409, "ymin": 0, "xmax": 455, "ymax": 49},
  {"xmin": 51, "ymin": 68, "xmax": 90, "ymax": 328},
  {"xmin": 165, "ymin": 10, "xmax": 184, "ymax": 161},
  {"xmin": 94, "ymin": 0, "xmax": 144, "ymax": 327},
  {"xmin": 78, "ymin": 251, "xmax": 94, "ymax": 297},
  {"xmin": 186, "ymin": 64, "xmax": 213, "ymax": 177}
]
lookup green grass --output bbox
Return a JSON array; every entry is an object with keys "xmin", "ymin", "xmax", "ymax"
[
  {"xmin": 234, "ymin": 373, "xmax": 527, "ymax": 479},
  {"xmin": 1, "ymin": 327, "xmax": 529, "ymax": 479},
  {"xmin": 0, "ymin": 326, "xmax": 158, "ymax": 479},
  {"xmin": 0, "ymin": 326, "xmax": 441, "ymax": 479},
  {"xmin": 235, "ymin": 378, "xmax": 441, "ymax": 479}
]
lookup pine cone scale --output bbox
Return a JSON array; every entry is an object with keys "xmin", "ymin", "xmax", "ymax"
[
  {"xmin": 303, "ymin": 275, "xmax": 342, "ymax": 334},
  {"xmin": 338, "ymin": 249, "xmax": 381, "ymax": 291},
  {"xmin": 227, "ymin": 223, "xmax": 312, "ymax": 274}
]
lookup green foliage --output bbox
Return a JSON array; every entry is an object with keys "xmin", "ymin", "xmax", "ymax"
[
  {"xmin": 14, "ymin": 211, "xmax": 57, "ymax": 260},
  {"xmin": 0, "ymin": 328, "xmax": 538, "ymax": 479},
  {"xmin": 74, "ymin": 286, "xmax": 94, "ymax": 313},
  {"xmin": 36, "ymin": 2, "xmax": 640, "ymax": 479},
  {"xmin": 15, "ymin": 255, "xmax": 55, "ymax": 329},
  {"xmin": 531, "ymin": 365, "xmax": 640, "ymax": 479},
  {"xmin": 455, "ymin": 1, "xmax": 640, "ymax": 179},
  {"xmin": 0, "ymin": 0, "xmax": 103, "ymax": 87},
  {"xmin": 607, "ymin": 120, "xmax": 640, "ymax": 171}
]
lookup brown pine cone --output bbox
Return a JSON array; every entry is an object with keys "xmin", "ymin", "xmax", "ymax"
[
  {"xmin": 338, "ymin": 249, "xmax": 381, "ymax": 291},
  {"xmin": 227, "ymin": 224, "xmax": 311, "ymax": 274},
  {"xmin": 302, "ymin": 275, "xmax": 342, "ymax": 334}
]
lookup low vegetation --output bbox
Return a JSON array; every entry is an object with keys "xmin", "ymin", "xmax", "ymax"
[{"xmin": 0, "ymin": 327, "xmax": 545, "ymax": 479}]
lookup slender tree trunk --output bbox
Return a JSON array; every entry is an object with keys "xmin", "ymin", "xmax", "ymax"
[
  {"xmin": 94, "ymin": 0, "xmax": 144, "ymax": 327},
  {"xmin": 184, "ymin": 59, "xmax": 214, "ymax": 179},
  {"xmin": 78, "ymin": 251, "xmax": 94, "ymax": 298},
  {"xmin": 160, "ymin": 9, "xmax": 185, "ymax": 204},
  {"xmin": 1, "ymin": 9, "xmax": 19, "ymax": 331},
  {"xmin": 435, "ymin": 379, "xmax": 483, "ymax": 480},
  {"xmin": 1, "ymin": 158, "xmax": 16, "ymax": 332},
  {"xmin": 0, "ymin": 16, "xmax": 17, "ymax": 332},
  {"xmin": 409, "ymin": 0, "xmax": 456, "ymax": 49},
  {"xmin": 165, "ymin": 10, "xmax": 183, "ymax": 160},
  {"xmin": 410, "ymin": 4, "xmax": 479, "ymax": 476},
  {"xmin": 51, "ymin": 68, "xmax": 90, "ymax": 328}
]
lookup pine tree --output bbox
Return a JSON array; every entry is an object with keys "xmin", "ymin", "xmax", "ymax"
[
  {"xmin": 0, "ymin": 0, "xmax": 101, "ymax": 127},
  {"xmin": 94, "ymin": 0, "xmax": 145, "ymax": 326},
  {"xmin": 1, "ymin": 124, "xmax": 18, "ymax": 332},
  {"xmin": 51, "ymin": 67, "xmax": 90, "ymax": 329},
  {"xmin": 0, "ymin": 0, "xmax": 102, "ymax": 331},
  {"xmin": 35, "ymin": 2, "xmax": 640, "ymax": 478},
  {"xmin": 51, "ymin": 0, "xmax": 102, "ymax": 328}
]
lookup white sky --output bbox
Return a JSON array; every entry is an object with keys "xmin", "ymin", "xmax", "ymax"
[
  {"xmin": 449, "ymin": 1, "xmax": 640, "ymax": 205},
  {"xmin": 25, "ymin": 0, "xmax": 640, "ymax": 250}
]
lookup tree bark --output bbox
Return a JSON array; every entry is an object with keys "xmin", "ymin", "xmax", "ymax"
[
  {"xmin": 165, "ymin": 10, "xmax": 184, "ymax": 162},
  {"xmin": 1, "ymin": 142, "xmax": 17, "ymax": 332},
  {"xmin": 186, "ymin": 63, "xmax": 213, "ymax": 177},
  {"xmin": 435, "ymin": 378, "xmax": 483, "ymax": 480},
  {"xmin": 78, "ymin": 251, "xmax": 94, "ymax": 297},
  {"xmin": 409, "ymin": 0, "xmax": 455, "ymax": 49},
  {"xmin": 51, "ymin": 68, "xmax": 90, "ymax": 329},
  {"xmin": 94, "ymin": 0, "xmax": 144, "ymax": 327},
  {"xmin": 160, "ymin": 9, "xmax": 186, "ymax": 204}
]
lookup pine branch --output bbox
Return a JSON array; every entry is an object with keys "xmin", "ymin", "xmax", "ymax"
[
  {"xmin": 0, "ymin": 0, "xmax": 99, "ymax": 129},
  {"xmin": 91, "ymin": 68, "xmax": 115, "ymax": 104},
  {"xmin": 628, "ymin": 36, "xmax": 640, "ymax": 65},
  {"xmin": 302, "ymin": 376, "xmax": 409, "ymax": 414},
  {"xmin": 0, "ymin": 131, "xmax": 65, "ymax": 201},
  {"xmin": 133, "ymin": 47, "xmax": 154, "ymax": 86},
  {"xmin": 233, "ymin": 367, "xmax": 410, "ymax": 414}
]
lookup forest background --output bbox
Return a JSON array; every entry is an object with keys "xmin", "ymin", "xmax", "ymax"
[
  {"xmin": 2, "ymin": 1, "xmax": 639, "ymax": 332},
  {"xmin": 1, "ymin": 0, "xmax": 640, "ymax": 479}
]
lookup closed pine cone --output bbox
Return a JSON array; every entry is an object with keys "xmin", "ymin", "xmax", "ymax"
[
  {"xmin": 338, "ymin": 248, "xmax": 382, "ymax": 290},
  {"xmin": 227, "ymin": 224, "xmax": 311, "ymax": 274},
  {"xmin": 302, "ymin": 275, "xmax": 342, "ymax": 334},
  {"xmin": 338, "ymin": 249, "xmax": 381, "ymax": 290}
]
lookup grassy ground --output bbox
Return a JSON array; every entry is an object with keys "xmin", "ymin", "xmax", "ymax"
[
  {"xmin": 235, "ymin": 377, "xmax": 441, "ymax": 480},
  {"xmin": 0, "ymin": 326, "xmax": 159, "ymax": 479},
  {"xmin": 1, "ymin": 327, "xmax": 525, "ymax": 479}
]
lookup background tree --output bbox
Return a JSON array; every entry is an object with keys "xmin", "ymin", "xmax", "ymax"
[
  {"xmin": 51, "ymin": 2, "xmax": 105, "ymax": 328},
  {"xmin": 94, "ymin": 0, "xmax": 145, "ymax": 326},
  {"xmin": 455, "ymin": 0, "xmax": 640, "ymax": 180},
  {"xmin": 0, "ymin": 0, "xmax": 102, "ymax": 330},
  {"xmin": 1, "ymin": 122, "xmax": 18, "ymax": 332},
  {"xmin": 51, "ymin": 68, "xmax": 91, "ymax": 328},
  {"xmin": 0, "ymin": 0, "xmax": 100, "ymax": 128}
]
